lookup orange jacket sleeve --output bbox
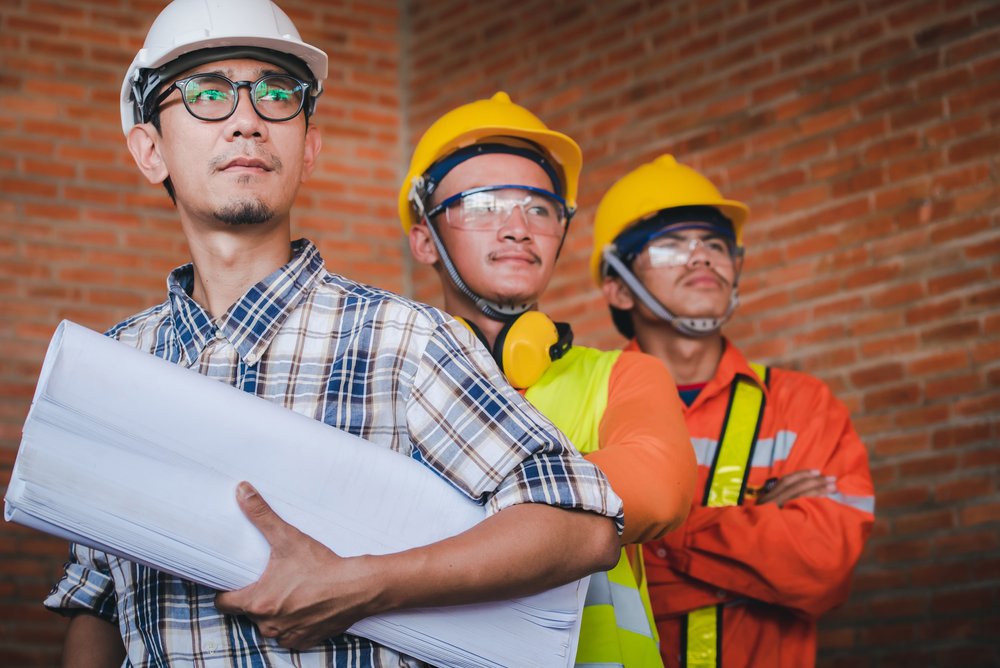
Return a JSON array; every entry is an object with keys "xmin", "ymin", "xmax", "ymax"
[
  {"xmin": 646, "ymin": 369, "xmax": 874, "ymax": 619},
  {"xmin": 585, "ymin": 351, "xmax": 697, "ymax": 545}
]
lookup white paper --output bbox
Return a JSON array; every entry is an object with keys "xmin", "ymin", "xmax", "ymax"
[{"xmin": 5, "ymin": 320, "xmax": 587, "ymax": 667}]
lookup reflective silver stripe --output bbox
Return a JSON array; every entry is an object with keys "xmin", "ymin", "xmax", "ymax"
[
  {"xmin": 609, "ymin": 581, "xmax": 655, "ymax": 638},
  {"xmin": 584, "ymin": 571, "xmax": 613, "ymax": 606},
  {"xmin": 583, "ymin": 573, "xmax": 655, "ymax": 640},
  {"xmin": 753, "ymin": 430, "xmax": 797, "ymax": 467},
  {"xmin": 692, "ymin": 429, "xmax": 798, "ymax": 468},
  {"xmin": 829, "ymin": 492, "xmax": 875, "ymax": 513}
]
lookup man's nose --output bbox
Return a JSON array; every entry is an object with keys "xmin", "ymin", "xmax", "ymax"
[
  {"xmin": 226, "ymin": 87, "xmax": 267, "ymax": 139},
  {"xmin": 498, "ymin": 204, "xmax": 532, "ymax": 240},
  {"xmin": 686, "ymin": 239, "xmax": 712, "ymax": 266}
]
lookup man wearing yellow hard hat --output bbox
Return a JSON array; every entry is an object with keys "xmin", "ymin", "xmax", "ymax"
[
  {"xmin": 400, "ymin": 93, "xmax": 697, "ymax": 667},
  {"xmin": 593, "ymin": 155, "xmax": 876, "ymax": 667}
]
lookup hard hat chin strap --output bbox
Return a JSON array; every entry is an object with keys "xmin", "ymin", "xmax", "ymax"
[
  {"xmin": 410, "ymin": 179, "xmax": 532, "ymax": 321},
  {"xmin": 601, "ymin": 247, "xmax": 739, "ymax": 338}
]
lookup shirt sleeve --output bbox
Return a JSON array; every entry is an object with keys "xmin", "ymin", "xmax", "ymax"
[
  {"xmin": 646, "ymin": 376, "xmax": 875, "ymax": 619},
  {"xmin": 404, "ymin": 318, "xmax": 624, "ymax": 532},
  {"xmin": 585, "ymin": 351, "xmax": 696, "ymax": 544},
  {"xmin": 43, "ymin": 543, "xmax": 120, "ymax": 623}
]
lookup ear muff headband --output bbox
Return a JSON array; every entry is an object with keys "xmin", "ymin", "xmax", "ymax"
[{"xmin": 456, "ymin": 313, "xmax": 573, "ymax": 389}]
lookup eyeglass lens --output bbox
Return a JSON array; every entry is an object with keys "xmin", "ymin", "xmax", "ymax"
[
  {"xmin": 178, "ymin": 74, "xmax": 305, "ymax": 122},
  {"xmin": 445, "ymin": 188, "xmax": 566, "ymax": 236},
  {"xmin": 646, "ymin": 236, "xmax": 735, "ymax": 267}
]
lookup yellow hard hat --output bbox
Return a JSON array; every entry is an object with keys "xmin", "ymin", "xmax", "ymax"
[
  {"xmin": 590, "ymin": 154, "xmax": 749, "ymax": 286},
  {"xmin": 398, "ymin": 92, "xmax": 582, "ymax": 233}
]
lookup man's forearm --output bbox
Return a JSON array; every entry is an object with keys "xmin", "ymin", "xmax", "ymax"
[
  {"xmin": 371, "ymin": 502, "xmax": 619, "ymax": 610},
  {"xmin": 215, "ymin": 483, "xmax": 620, "ymax": 650},
  {"xmin": 62, "ymin": 613, "xmax": 125, "ymax": 668}
]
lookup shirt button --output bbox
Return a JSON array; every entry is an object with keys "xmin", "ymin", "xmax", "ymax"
[
  {"xmin": 656, "ymin": 548, "xmax": 667, "ymax": 558},
  {"xmin": 206, "ymin": 640, "xmax": 217, "ymax": 652},
  {"xmin": 214, "ymin": 329, "xmax": 225, "ymax": 340}
]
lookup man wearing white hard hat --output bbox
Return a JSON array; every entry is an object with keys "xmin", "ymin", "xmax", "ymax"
[{"xmin": 44, "ymin": 1, "xmax": 624, "ymax": 664}]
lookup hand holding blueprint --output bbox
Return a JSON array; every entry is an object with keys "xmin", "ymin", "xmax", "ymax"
[{"xmin": 4, "ymin": 320, "xmax": 587, "ymax": 667}]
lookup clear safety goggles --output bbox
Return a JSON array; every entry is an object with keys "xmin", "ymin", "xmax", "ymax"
[
  {"xmin": 153, "ymin": 73, "xmax": 311, "ymax": 123},
  {"xmin": 642, "ymin": 233, "xmax": 738, "ymax": 268},
  {"xmin": 426, "ymin": 185, "xmax": 569, "ymax": 237}
]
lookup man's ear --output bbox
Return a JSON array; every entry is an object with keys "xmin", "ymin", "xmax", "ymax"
[
  {"xmin": 409, "ymin": 224, "xmax": 440, "ymax": 267},
  {"xmin": 126, "ymin": 123, "xmax": 168, "ymax": 185},
  {"xmin": 602, "ymin": 275, "xmax": 635, "ymax": 310},
  {"xmin": 300, "ymin": 124, "xmax": 322, "ymax": 181}
]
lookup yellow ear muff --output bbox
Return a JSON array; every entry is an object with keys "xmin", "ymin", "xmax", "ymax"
[
  {"xmin": 456, "ymin": 313, "xmax": 573, "ymax": 390},
  {"xmin": 497, "ymin": 311, "xmax": 563, "ymax": 389}
]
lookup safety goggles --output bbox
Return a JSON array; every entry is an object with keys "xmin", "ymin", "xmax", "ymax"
[
  {"xmin": 426, "ymin": 185, "xmax": 569, "ymax": 237},
  {"xmin": 641, "ymin": 230, "xmax": 738, "ymax": 268},
  {"xmin": 152, "ymin": 73, "xmax": 311, "ymax": 123}
]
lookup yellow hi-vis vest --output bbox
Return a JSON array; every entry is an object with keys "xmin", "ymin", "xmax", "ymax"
[
  {"xmin": 682, "ymin": 363, "xmax": 768, "ymax": 668},
  {"xmin": 526, "ymin": 346, "xmax": 663, "ymax": 668}
]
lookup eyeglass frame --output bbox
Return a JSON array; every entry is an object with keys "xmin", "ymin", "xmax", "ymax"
[
  {"xmin": 425, "ymin": 184, "xmax": 570, "ymax": 236},
  {"xmin": 150, "ymin": 72, "xmax": 313, "ymax": 123}
]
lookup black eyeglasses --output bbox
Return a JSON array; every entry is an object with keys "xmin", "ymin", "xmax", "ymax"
[{"xmin": 152, "ymin": 73, "xmax": 311, "ymax": 123}]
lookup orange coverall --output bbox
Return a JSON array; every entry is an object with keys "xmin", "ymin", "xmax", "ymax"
[{"xmin": 631, "ymin": 339, "xmax": 875, "ymax": 668}]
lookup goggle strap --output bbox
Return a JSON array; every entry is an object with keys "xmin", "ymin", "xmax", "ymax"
[
  {"xmin": 422, "ymin": 214, "xmax": 531, "ymax": 322},
  {"xmin": 602, "ymin": 247, "xmax": 733, "ymax": 338}
]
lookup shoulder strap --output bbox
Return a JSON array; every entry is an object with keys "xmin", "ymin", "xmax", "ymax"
[
  {"xmin": 683, "ymin": 364, "xmax": 768, "ymax": 668},
  {"xmin": 701, "ymin": 364, "xmax": 768, "ymax": 507}
]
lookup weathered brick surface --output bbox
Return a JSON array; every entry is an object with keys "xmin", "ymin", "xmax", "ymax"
[{"xmin": 1, "ymin": 0, "xmax": 997, "ymax": 665}]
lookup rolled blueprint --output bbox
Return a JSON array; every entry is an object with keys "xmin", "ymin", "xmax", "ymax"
[{"xmin": 5, "ymin": 320, "xmax": 586, "ymax": 668}]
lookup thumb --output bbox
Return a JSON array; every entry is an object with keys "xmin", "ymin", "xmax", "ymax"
[{"xmin": 235, "ymin": 481, "xmax": 289, "ymax": 547}]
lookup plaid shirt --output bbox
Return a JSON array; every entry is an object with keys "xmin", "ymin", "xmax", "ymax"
[{"xmin": 45, "ymin": 239, "xmax": 623, "ymax": 667}]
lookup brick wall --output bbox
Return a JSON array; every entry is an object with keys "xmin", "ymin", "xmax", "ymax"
[
  {"xmin": 1, "ymin": 0, "xmax": 997, "ymax": 665},
  {"xmin": 405, "ymin": 1, "xmax": 999, "ymax": 666}
]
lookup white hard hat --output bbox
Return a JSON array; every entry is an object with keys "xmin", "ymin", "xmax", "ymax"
[{"xmin": 120, "ymin": 0, "xmax": 328, "ymax": 134}]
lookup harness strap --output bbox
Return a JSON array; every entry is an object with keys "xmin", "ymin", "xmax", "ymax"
[{"xmin": 683, "ymin": 363, "xmax": 767, "ymax": 668}]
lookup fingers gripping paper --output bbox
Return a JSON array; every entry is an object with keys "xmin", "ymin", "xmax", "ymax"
[{"xmin": 4, "ymin": 321, "xmax": 587, "ymax": 667}]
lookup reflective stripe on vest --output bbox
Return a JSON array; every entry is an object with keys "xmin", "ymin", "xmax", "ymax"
[
  {"xmin": 683, "ymin": 363, "xmax": 768, "ymax": 668},
  {"xmin": 526, "ymin": 346, "xmax": 663, "ymax": 667}
]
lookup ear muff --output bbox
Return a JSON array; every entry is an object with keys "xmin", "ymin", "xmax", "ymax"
[{"xmin": 456, "ymin": 313, "xmax": 573, "ymax": 390}]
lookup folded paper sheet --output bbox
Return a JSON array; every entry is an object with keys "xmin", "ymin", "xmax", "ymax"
[{"xmin": 5, "ymin": 320, "xmax": 587, "ymax": 667}]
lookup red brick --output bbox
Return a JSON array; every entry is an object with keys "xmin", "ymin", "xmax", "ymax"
[
  {"xmin": 874, "ymin": 535, "xmax": 932, "ymax": 563},
  {"xmin": 921, "ymin": 319, "xmax": 982, "ymax": 344},
  {"xmin": 936, "ymin": 475, "xmax": 995, "ymax": 503},
  {"xmin": 932, "ymin": 586, "xmax": 994, "ymax": 614},
  {"xmin": 898, "ymin": 453, "xmax": 958, "ymax": 477},
  {"xmin": 864, "ymin": 383, "xmax": 921, "ymax": 412},
  {"xmin": 894, "ymin": 403, "xmax": 950, "ymax": 429},
  {"xmin": 859, "ymin": 333, "xmax": 919, "ymax": 358},
  {"xmin": 850, "ymin": 363, "xmax": 904, "ymax": 388},
  {"xmin": 961, "ymin": 502, "xmax": 1000, "ymax": 526},
  {"xmin": 871, "ymin": 432, "xmax": 929, "ymax": 457},
  {"xmin": 929, "ymin": 216, "xmax": 991, "ymax": 244},
  {"xmin": 925, "ymin": 373, "xmax": 982, "ymax": 401}
]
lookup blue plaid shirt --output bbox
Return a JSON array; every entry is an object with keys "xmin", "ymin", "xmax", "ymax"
[{"xmin": 44, "ymin": 239, "xmax": 623, "ymax": 667}]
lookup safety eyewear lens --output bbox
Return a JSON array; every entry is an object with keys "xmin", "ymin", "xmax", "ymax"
[
  {"xmin": 163, "ymin": 73, "xmax": 307, "ymax": 122},
  {"xmin": 645, "ymin": 236, "xmax": 736, "ymax": 268},
  {"xmin": 442, "ymin": 187, "xmax": 567, "ymax": 236}
]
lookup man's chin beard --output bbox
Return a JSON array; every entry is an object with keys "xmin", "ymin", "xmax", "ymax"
[{"xmin": 214, "ymin": 200, "xmax": 274, "ymax": 226}]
